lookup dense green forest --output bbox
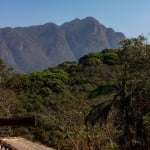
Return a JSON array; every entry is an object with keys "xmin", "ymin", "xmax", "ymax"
[{"xmin": 0, "ymin": 36, "xmax": 149, "ymax": 149}]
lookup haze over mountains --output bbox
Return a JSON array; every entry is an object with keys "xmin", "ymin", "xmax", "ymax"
[{"xmin": 0, "ymin": 17, "xmax": 125, "ymax": 72}]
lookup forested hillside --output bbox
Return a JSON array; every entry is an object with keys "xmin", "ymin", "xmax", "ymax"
[{"xmin": 0, "ymin": 36, "xmax": 149, "ymax": 149}]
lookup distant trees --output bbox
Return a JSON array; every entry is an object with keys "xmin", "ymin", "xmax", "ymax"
[
  {"xmin": 79, "ymin": 52, "xmax": 102, "ymax": 66},
  {"xmin": 8, "ymin": 67, "xmax": 69, "ymax": 96},
  {"xmin": 79, "ymin": 49, "xmax": 120, "ymax": 66},
  {"xmin": 0, "ymin": 59, "xmax": 18, "ymax": 117},
  {"xmin": 102, "ymin": 49, "xmax": 119, "ymax": 65}
]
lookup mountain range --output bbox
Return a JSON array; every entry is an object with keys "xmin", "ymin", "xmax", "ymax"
[{"xmin": 0, "ymin": 17, "xmax": 125, "ymax": 72}]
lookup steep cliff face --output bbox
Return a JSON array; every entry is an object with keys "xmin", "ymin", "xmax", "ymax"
[
  {"xmin": 0, "ymin": 24, "xmax": 75, "ymax": 72},
  {"xmin": 62, "ymin": 17, "xmax": 125, "ymax": 59},
  {"xmin": 0, "ymin": 17, "xmax": 125, "ymax": 72}
]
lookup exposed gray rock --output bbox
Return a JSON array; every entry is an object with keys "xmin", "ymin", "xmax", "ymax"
[{"xmin": 0, "ymin": 17, "xmax": 125, "ymax": 72}]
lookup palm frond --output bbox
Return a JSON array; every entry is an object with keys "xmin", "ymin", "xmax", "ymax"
[
  {"xmin": 124, "ymin": 94, "xmax": 132, "ymax": 105},
  {"xmin": 85, "ymin": 100, "xmax": 113, "ymax": 126},
  {"xmin": 89, "ymin": 83, "xmax": 117, "ymax": 98}
]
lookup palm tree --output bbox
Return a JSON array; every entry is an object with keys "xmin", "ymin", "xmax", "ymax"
[
  {"xmin": 85, "ymin": 36, "xmax": 149, "ymax": 149},
  {"xmin": 85, "ymin": 65, "xmax": 135, "ymax": 149}
]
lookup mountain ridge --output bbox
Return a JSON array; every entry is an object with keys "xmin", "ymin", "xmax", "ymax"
[{"xmin": 0, "ymin": 17, "xmax": 125, "ymax": 72}]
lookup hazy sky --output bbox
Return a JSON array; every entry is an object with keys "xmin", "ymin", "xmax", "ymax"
[{"xmin": 0, "ymin": 0, "xmax": 149, "ymax": 38}]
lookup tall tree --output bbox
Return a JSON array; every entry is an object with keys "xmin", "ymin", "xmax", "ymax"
[{"xmin": 85, "ymin": 36, "xmax": 150, "ymax": 149}]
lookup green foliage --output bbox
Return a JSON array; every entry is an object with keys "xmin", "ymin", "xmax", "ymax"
[
  {"xmin": 1, "ymin": 36, "xmax": 149, "ymax": 149},
  {"xmin": 85, "ymin": 100, "xmax": 113, "ymax": 126},
  {"xmin": 79, "ymin": 49, "xmax": 120, "ymax": 66},
  {"xmin": 101, "ymin": 49, "xmax": 119, "ymax": 65},
  {"xmin": 89, "ymin": 82, "xmax": 117, "ymax": 98},
  {"xmin": 9, "ymin": 67, "xmax": 69, "ymax": 96},
  {"xmin": 79, "ymin": 52, "xmax": 102, "ymax": 66},
  {"xmin": 0, "ymin": 59, "xmax": 19, "ymax": 117},
  {"xmin": 82, "ymin": 83, "xmax": 96, "ymax": 92},
  {"xmin": 39, "ymin": 87, "xmax": 52, "ymax": 97},
  {"xmin": 86, "ymin": 36, "xmax": 150, "ymax": 149}
]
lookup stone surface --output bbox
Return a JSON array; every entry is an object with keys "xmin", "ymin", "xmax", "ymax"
[{"xmin": 0, "ymin": 137, "xmax": 55, "ymax": 150}]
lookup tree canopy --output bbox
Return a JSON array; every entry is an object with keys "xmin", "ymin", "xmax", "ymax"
[{"xmin": 0, "ymin": 36, "xmax": 149, "ymax": 149}]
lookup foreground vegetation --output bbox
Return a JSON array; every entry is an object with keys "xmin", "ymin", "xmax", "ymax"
[{"xmin": 0, "ymin": 36, "xmax": 149, "ymax": 149}]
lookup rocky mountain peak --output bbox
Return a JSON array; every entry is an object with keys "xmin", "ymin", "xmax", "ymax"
[{"xmin": 0, "ymin": 17, "xmax": 125, "ymax": 72}]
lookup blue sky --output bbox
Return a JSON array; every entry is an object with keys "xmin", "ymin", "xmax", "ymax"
[{"xmin": 0, "ymin": 0, "xmax": 149, "ymax": 38}]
